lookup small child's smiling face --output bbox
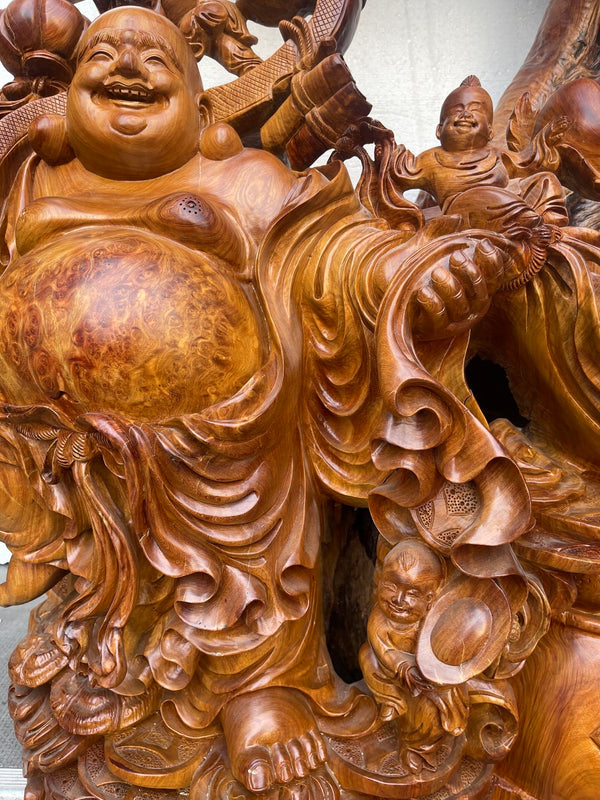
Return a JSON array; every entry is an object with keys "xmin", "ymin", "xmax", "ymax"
[
  {"xmin": 378, "ymin": 566, "xmax": 436, "ymax": 624},
  {"xmin": 378, "ymin": 541, "xmax": 444, "ymax": 625},
  {"xmin": 436, "ymin": 85, "xmax": 494, "ymax": 153}
]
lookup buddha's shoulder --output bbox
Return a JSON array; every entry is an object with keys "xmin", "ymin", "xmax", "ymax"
[
  {"xmin": 198, "ymin": 142, "xmax": 298, "ymax": 237},
  {"xmin": 200, "ymin": 145, "xmax": 297, "ymax": 195}
]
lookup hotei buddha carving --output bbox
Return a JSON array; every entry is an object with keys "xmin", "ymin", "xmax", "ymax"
[
  {"xmin": 1, "ymin": 9, "xmax": 326, "ymax": 795},
  {"xmin": 2, "ymin": 2, "xmax": 600, "ymax": 799}
]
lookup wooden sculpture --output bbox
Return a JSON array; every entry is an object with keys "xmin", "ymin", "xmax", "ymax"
[{"xmin": 1, "ymin": 1, "xmax": 600, "ymax": 799}]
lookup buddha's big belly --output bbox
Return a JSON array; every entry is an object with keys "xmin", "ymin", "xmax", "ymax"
[{"xmin": 0, "ymin": 229, "xmax": 264, "ymax": 421}]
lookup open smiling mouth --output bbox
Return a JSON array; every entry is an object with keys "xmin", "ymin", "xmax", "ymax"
[
  {"xmin": 99, "ymin": 83, "xmax": 159, "ymax": 107},
  {"xmin": 387, "ymin": 603, "xmax": 410, "ymax": 615}
]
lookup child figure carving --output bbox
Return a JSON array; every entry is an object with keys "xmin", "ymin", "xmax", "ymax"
[
  {"xmin": 378, "ymin": 76, "xmax": 570, "ymax": 292},
  {"xmin": 360, "ymin": 540, "xmax": 469, "ymax": 774}
]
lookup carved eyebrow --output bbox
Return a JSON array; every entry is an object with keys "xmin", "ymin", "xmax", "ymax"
[{"xmin": 80, "ymin": 29, "xmax": 183, "ymax": 72}]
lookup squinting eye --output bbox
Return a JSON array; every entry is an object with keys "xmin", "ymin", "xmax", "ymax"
[
  {"xmin": 87, "ymin": 50, "xmax": 113, "ymax": 62},
  {"xmin": 145, "ymin": 54, "xmax": 167, "ymax": 66}
]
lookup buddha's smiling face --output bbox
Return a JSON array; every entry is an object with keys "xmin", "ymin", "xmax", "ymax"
[{"xmin": 67, "ymin": 9, "xmax": 202, "ymax": 179}]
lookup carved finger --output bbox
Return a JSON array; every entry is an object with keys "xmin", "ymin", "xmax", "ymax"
[
  {"xmin": 449, "ymin": 251, "xmax": 489, "ymax": 311},
  {"xmin": 288, "ymin": 737, "xmax": 309, "ymax": 779},
  {"xmin": 548, "ymin": 115, "xmax": 570, "ymax": 142},
  {"xmin": 301, "ymin": 740, "xmax": 319, "ymax": 771},
  {"xmin": 431, "ymin": 266, "xmax": 470, "ymax": 322},
  {"xmin": 313, "ymin": 37, "xmax": 336, "ymax": 64},
  {"xmin": 271, "ymin": 741, "xmax": 294, "ymax": 784},
  {"xmin": 504, "ymin": 224, "xmax": 532, "ymax": 241},
  {"xmin": 415, "ymin": 286, "xmax": 449, "ymax": 337},
  {"xmin": 296, "ymin": 732, "xmax": 321, "ymax": 770},
  {"xmin": 308, "ymin": 729, "xmax": 328, "ymax": 764},
  {"xmin": 473, "ymin": 238, "xmax": 506, "ymax": 293}
]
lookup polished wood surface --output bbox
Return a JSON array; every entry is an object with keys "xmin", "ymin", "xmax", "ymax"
[{"xmin": 0, "ymin": 2, "xmax": 599, "ymax": 799}]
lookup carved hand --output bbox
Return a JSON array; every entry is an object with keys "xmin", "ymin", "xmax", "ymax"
[
  {"xmin": 413, "ymin": 240, "xmax": 506, "ymax": 340},
  {"xmin": 403, "ymin": 663, "xmax": 434, "ymax": 693},
  {"xmin": 542, "ymin": 114, "xmax": 570, "ymax": 146}
]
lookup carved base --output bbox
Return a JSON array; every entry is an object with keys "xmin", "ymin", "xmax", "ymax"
[
  {"xmin": 26, "ymin": 715, "xmax": 493, "ymax": 800},
  {"xmin": 38, "ymin": 746, "xmax": 494, "ymax": 800},
  {"xmin": 325, "ymin": 725, "xmax": 488, "ymax": 798},
  {"xmin": 30, "ymin": 714, "xmax": 495, "ymax": 800}
]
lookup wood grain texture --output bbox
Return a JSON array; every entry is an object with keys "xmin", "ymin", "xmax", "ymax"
[{"xmin": 0, "ymin": 2, "xmax": 599, "ymax": 799}]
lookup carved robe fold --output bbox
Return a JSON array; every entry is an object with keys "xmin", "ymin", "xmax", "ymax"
[{"xmin": 0, "ymin": 156, "xmax": 531, "ymax": 739}]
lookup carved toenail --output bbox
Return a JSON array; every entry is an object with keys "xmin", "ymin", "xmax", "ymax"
[{"xmin": 248, "ymin": 760, "xmax": 270, "ymax": 792}]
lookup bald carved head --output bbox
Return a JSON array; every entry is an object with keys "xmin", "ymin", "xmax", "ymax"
[
  {"xmin": 436, "ymin": 76, "xmax": 494, "ymax": 153},
  {"xmin": 67, "ymin": 7, "xmax": 202, "ymax": 179},
  {"xmin": 378, "ymin": 539, "xmax": 445, "ymax": 625}
]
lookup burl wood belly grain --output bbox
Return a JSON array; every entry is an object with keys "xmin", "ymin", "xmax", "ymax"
[{"xmin": 0, "ymin": 228, "xmax": 263, "ymax": 421}]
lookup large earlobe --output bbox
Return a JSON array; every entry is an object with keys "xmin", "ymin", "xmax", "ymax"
[
  {"xmin": 488, "ymin": 127, "xmax": 494, "ymax": 141},
  {"xmin": 28, "ymin": 114, "xmax": 75, "ymax": 166},
  {"xmin": 200, "ymin": 122, "xmax": 243, "ymax": 160},
  {"xmin": 197, "ymin": 93, "xmax": 212, "ymax": 132},
  {"xmin": 436, "ymin": 123, "xmax": 442, "ymax": 141}
]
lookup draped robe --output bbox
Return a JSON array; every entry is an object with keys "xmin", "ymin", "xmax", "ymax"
[{"xmin": 0, "ymin": 155, "xmax": 532, "ymax": 736}]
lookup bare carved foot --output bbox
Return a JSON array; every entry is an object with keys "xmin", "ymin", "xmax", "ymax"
[{"xmin": 220, "ymin": 687, "xmax": 329, "ymax": 795}]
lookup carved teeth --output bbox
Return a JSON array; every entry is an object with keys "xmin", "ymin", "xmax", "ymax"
[{"xmin": 105, "ymin": 85, "xmax": 154, "ymax": 103}]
